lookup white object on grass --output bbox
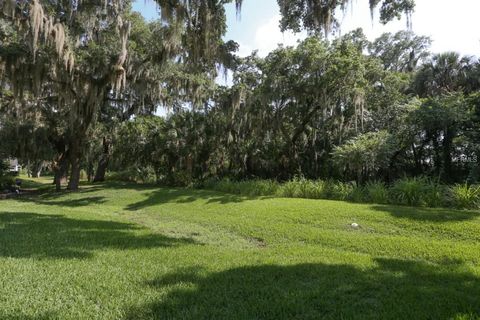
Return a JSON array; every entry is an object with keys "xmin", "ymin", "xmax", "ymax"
[{"xmin": 351, "ymin": 223, "xmax": 359, "ymax": 228}]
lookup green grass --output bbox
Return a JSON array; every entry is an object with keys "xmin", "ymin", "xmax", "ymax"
[{"xmin": 1, "ymin": 180, "xmax": 480, "ymax": 319}]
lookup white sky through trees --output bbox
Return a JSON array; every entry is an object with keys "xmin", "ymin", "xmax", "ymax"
[{"xmin": 133, "ymin": 0, "xmax": 480, "ymax": 58}]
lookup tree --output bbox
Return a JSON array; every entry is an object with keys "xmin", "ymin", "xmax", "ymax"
[
  {"xmin": 414, "ymin": 52, "xmax": 475, "ymax": 96},
  {"xmin": 277, "ymin": 0, "xmax": 415, "ymax": 35},
  {"xmin": 332, "ymin": 131, "xmax": 396, "ymax": 184},
  {"xmin": 369, "ymin": 30, "xmax": 431, "ymax": 72},
  {"xmin": 413, "ymin": 93, "xmax": 473, "ymax": 182},
  {"xmin": 0, "ymin": 0, "xmax": 242, "ymax": 190}
]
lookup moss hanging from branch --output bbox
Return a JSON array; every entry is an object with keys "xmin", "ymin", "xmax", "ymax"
[{"xmin": 112, "ymin": 16, "xmax": 131, "ymax": 93}]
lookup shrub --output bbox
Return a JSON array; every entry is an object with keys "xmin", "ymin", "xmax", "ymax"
[
  {"xmin": 323, "ymin": 180, "xmax": 355, "ymax": 201},
  {"xmin": 301, "ymin": 180, "xmax": 327, "ymax": 199},
  {"xmin": 207, "ymin": 178, "xmax": 279, "ymax": 197},
  {"xmin": 391, "ymin": 177, "xmax": 428, "ymax": 206},
  {"xmin": 365, "ymin": 181, "xmax": 389, "ymax": 204},
  {"xmin": 0, "ymin": 160, "xmax": 15, "ymax": 191},
  {"xmin": 275, "ymin": 178, "xmax": 328, "ymax": 199},
  {"xmin": 423, "ymin": 180, "xmax": 447, "ymax": 208},
  {"xmin": 218, "ymin": 178, "xmax": 243, "ymax": 194},
  {"xmin": 348, "ymin": 184, "xmax": 366, "ymax": 203},
  {"xmin": 0, "ymin": 160, "xmax": 9, "ymax": 176},
  {"xmin": 448, "ymin": 184, "xmax": 480, "ymax": 209},
  {"xmin": 246, "ymin": 180, "xmax": 278, "ymax": 196},
  {"xmin": 277, "ymin": 179, "xmax": 301, "ymax": 198},
  {"xmin": 107, "ymin": 167, "xmax": 156, "ymax": 184},
  {"xmin": 0, "ymin": 175, "xmax": 15, "ymax": 191},
  {"xmin": 169, "ymin": 170, "xmax": 193, "ymax": 188}
]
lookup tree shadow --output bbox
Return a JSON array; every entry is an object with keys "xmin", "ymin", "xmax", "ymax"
[
  {"xmin": 18, "ymin": 177, "xmax": 54, "ymax": 190},
  {"xmin": 17, "ymin": 195, "xmax": 108, "ymax": 207},
  {"xmin": 0, "ymin": 212, "xmax": 196, "ymax": 259},
  {"xmin": 12, "ymin": 180, "xmax": 267, "ymax": 211},
  {"xmin": 126, "ymin": 188, "xmax": 263, "ymax": 211},
  {"xmin": 370, "ymin": 205, "xmax": 480, "ymax": 222},
  {"xmin": 13, "ymin": 181, "xmax": 142, "ymax": 206},
  {"xmin": 124, "ymin": 258, "xmax": 480, "ymax": 320}
]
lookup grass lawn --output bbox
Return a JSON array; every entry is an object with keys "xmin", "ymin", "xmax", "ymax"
[{"xmin": 1, "ymin": 179, "xmax": 480, "ymax": 319}]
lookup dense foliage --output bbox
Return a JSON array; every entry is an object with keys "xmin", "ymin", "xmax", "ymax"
[{"xmin": 110, "ymin": 31, "xmax": 479, "ymax": 189}]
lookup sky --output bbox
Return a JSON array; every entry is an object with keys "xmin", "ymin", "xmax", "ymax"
[{"xmin": 132, "ymin": 0, "xmax": 480, "ymax": 58}]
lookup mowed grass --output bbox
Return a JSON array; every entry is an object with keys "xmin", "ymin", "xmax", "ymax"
[{"xmin": 1, "ymin": 180, "xmax": 480, "ymax": 320}]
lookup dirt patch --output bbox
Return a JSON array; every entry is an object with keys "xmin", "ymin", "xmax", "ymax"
[{"xmin": 248, "ymin": 236, "xmax": 267, "ymax": 248}]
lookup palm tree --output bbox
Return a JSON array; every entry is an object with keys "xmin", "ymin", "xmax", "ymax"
[{"xmin": 414, "ymin": 52, "xmax": 473, "ymax": 96}]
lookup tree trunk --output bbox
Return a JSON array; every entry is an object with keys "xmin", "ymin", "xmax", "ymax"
[
  {"xmin": 33, "ymin": 161, "xmax": 43, "ymax": 178},
  {"xmin": 67, "ymin": 142, "xmax": 81, "ymax": 191},
  {"xmin": 442, "ymin": 127, "xmax": 455, "ymax": 182},
  {"xmin": 53, "ymin": 153, "xmax": 68, "ymax": 192},
  {"xmin": 93, "ymin": 137, "xmax": 110, "ymax": 182}
]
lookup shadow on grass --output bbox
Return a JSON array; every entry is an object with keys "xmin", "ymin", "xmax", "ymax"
[
  {"xmin": 126, "ymin": 188, "xmax": 264, "ymax": 211},
  {"xmin": 18, "ymin": 195, "xmax": 108, "ymax": 207},
  {"xmin": 18, "ymin": 177, "xmax": 54, "ymax": 190},
  {"xmin": 125, "ymin": 259, "xmax": 480, "ymax": 320},
  {"xmin": 0, "ymin": 212, "xmax": 196, "ymax": 259},
  {"xmin": 12, "ymin": 182, "xmax": 262, "ymax": 211},
  {"xmin": 371, "ymin": 205, "xmax": 480, "ymax": 222},
  {"xmin": 13, "ymin": 181, "xmax": 142, "ymax": 207}
]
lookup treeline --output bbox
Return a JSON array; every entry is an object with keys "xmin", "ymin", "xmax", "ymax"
[
  {"xmin": 1, "ymin": 28, "xmax": 479, "ymax": 190},
  {"xmin": 109, "ymin": 30, "xmax": 480, "ymax": 186}
]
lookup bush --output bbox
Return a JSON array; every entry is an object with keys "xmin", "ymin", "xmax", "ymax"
[
  {"xmin": 348, "ymin": 185, "xmax": 366, "ymax": 203},
  {"xmin": 168, "ymin": 170, "xmax": 193, "ymax": 188},
  {"xmin": 0, "ymin": 160, "xmax": 15, "ymax": 191},
  {"xmin": 365, "ymin": 181, "xmax": 389, "ymax": 204},
  {"xmin": 212, "ymin": 178, "xmax": 241, "ymax": 194},
  {"xmin": 202, "ymin": 178, "xmax": 279, "ymax": 196},
  {"xmin": 0, "ymin": 175, "xmax": 15, "ymax": 191},
  {"xmin": 298, "ymin": 180, "xmax": 327, "ymax": 199},
  {"xmin": 245, "ymin": 180, "xmax": 278, "ymax": 196},
  {"xmin": 276, "ymin": 177, "xmax": 311, "ymax": 198},
  {"xmin": 391, "ymin": 177, "xmax": 428, "ymax": 206},
  {"xmin": 448, "ymin": 184, "xmax": 480, "ymax": 209},
  {"xmin": 423, "ymin": 180, "xmax": 447, "ymax": 208},
  {"xmin": 277, "ymin": 179, "xmax": 301, "ymax": 198},
  {"xmin": 107, "ymin": 167, "xmax": 156, "ymax": 184},
  {"xmin": 323, "ymin": 180, "xmax": 355, "ymax": 201}
]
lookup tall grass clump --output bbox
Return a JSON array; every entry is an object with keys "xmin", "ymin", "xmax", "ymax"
[
  {"xmin": 276, "ymin": 177, "xmax": 326, "ymax": 199},
  {"xmin": 422, "ymin": 179, "xmax": 447, "ymax": 208},
  {"xmin": 448, "ymin": 184, "xmax": 480, "ymax": 209},
  {"xmin": 215, "ymin": 178, "xmax": 243, "ymax": 194},
  {"xmin": 273, "ymin": 178, "xmax": 357, "ymax": 201},
  {"xmin": 348, "ymin": 184, "xmax": 366, "ymax": 203},
  {"xmin": 323, "ymin": 180, "xmax": 355, "ymax": 201},
  {"xmin": 239, "ymin": 179, "xmax": 279, "ymax": 196},
  {"xmin": 276, "ymin": 179, "xmax": 301, "ymax": 198},
  {"xmin": 203, "ymin": 178, "xmax": 279, "ymax": 196},
  {"xmin": 391, "ymin": 177, "xmax": 428, "ymax": 206},
  {"xmin": 364, "ymin": 181, "xmax": 389, "ymax": 204}
]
